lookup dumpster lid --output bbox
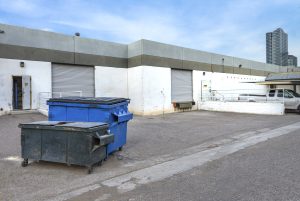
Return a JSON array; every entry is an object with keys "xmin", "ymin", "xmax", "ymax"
[
  {"xmin": 19, "ymin": 121, "xmax": 109, "ymax": 132},
  {"xmin": 47, "ymin": 97, "xmax": 129, "ymax": 105},
  {"xmin": 56, "ymin": 122, "xmax": 107, "ymax": 129},
  {"xmin": 19, "ymin": 121, "xmax": 62, "ymax": 127}
]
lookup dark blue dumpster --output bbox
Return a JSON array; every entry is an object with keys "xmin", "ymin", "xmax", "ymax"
[{"xmin": 47, "ymin": 97, "xmax": 133, "ymax": 154}]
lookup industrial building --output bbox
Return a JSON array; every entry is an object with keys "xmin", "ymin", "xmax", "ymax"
[{"xmin": 1, "ymin": 23, "xmax": 300, "ymax": 116}]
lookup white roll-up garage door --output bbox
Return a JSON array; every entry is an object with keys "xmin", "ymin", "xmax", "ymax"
[
  {"xmin": 52, "ymin": 64, "xmax": 95, "ymax": 97},
  {"xmin": 171, "ymin": 69, "xmax": 193, "ymax": 102}
]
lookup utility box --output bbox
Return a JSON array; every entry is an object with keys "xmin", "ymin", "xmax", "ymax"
[
  {"xmin": 47, "ymin": 97, "xmax": 133, "ymax": 154},
  {"xmin": 19, "ymin": 121, "xmax": 113, "ymax": 173}
]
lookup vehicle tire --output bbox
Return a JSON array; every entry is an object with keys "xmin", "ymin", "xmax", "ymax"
[{"xmin": 297, "ymin": 105, "xmax": 300, "ymax": 114}]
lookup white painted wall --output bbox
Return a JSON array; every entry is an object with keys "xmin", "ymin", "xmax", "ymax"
[
  {"xmin": 128, "ymin": 66, "xmax": 144, "ymax": 115},
  {"xmin": 193, "ymin": 71, "xmax": 267, "ymax": 102},
  {"xmin": 0, "ymin": 58, "xmax": 51, "ymax": 115},
  {"xmin": 143, "ymin": 66, "xmax": 173, "ymax": 115},
  {"xmin": 128, "ymin": 66, "xmax": 194, "ymax": 115},
  {"xmin": 0, "ymin": 59, "xmax": 269, "ymax": 116},
  {"xmin": 127, "ymin": 66, "xmax": 268, "ymax": 115},
  {"xmin": 95, "ymin": 66, "xmax": 128, "ymax": 98},
  {"xmin": 199, "ymin": 101, "xmax": 284, "ymax": 115}
]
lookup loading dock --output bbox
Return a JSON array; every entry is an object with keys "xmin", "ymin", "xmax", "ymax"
[
  {"xmin": 171, "ymin": 69, "xmax": 193, "ymax": 109},
  {"xmin": 52, "ymin": 64, "xmax": 95, "ymax": 97}
]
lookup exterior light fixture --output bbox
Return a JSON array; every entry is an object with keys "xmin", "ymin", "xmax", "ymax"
[
  {"xmin": 0, "ymin": 30, "xmax": 4, "ymax": 34},
  {"xmin": 239, "ymin": 64, "xmax": 242, "ymax": 68},
  {"xmin": 75, "ymin": 32, "xmax": 80, "ymax": 37},
  {"xmin": 20, "ymin": 62, "xmax": 25, "ymax": 68},
  {"xmin": 222, "ymin": 58, "xmax": 225, "ymax": 73}
]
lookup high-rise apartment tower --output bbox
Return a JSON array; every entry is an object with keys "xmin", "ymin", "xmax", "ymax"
[{"xmin": 266, "ymin": 28, "xmax": 288, "ymax": 66}]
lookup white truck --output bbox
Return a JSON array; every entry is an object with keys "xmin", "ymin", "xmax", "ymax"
[{"xmin": 238, "ymin": 89, "xmax": 300, "ymax": 112}]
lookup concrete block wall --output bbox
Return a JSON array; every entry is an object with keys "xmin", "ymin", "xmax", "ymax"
[
  {"xmin": 0, "ymin": 23, "xmax": 128, "ymax": 67},
  {"xmin": 142, "ymin": 66, "xmax": 173, "ymax": 115},
  {"xmin": 128, "ymin": 39, "xmax": 300, "ymax": 75},
  {"xmin": 126, "ymin": 65, "xmax": 267, "ymax": 115},
  {"xmin": 199, "ymin": 101, "xmax": 284, "ymax": 115},
  {"xmin": 128, "ymin": 66, "xmax": 144, "ymax": 115},
  {"xmin": 95, "ymin": 66, "xmax": 128, "ymax": 98}
]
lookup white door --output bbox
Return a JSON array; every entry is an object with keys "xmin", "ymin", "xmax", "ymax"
[
  {"xmin": 201, "ymin": 80, "xmax": 211, "ymax": 101},
  {"xmin": 22, "ymin": 75, "xmax": 31, "ymax": 110},
  {"xmin": 284, "ymin": 90, "xmax": 298, "ymax": 109}
]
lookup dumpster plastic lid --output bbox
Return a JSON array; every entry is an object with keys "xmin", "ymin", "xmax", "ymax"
[
  {"xmin": 56, "ymin": 122, "xmax": 107, "ymax": 129},
  {"xmin": 19, "ymin": 121, "xmax": 109, "ymax": 131},
  {"xmin": 47, "ymin": 97, "xmax": 130, "ymax": 105},
  {"xmin": 19, "ymin": 121, "xmax": 62, "ymax": 126}
]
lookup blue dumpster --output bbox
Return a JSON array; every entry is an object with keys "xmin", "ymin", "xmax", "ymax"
[{"xmin": 47, "ymin": 97, "xmax": 133, "ymax": 154}]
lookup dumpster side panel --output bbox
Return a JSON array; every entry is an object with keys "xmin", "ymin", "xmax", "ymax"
[
  {"xmin": 67, "ymin": 132, "xmax": 107, "ymax": 166},
  {"xmin": 66, "ymin": 107, "xmax": 89, "ymax": 121},
  {"xmin": 21, "ymin": 128, "xmax": 42, "ymax": 160},
  {"xmin": 107, "ymin": 123, "xmax": 127, "ymax": 153},
  {"xmin": 67, "ymin": 133, "xmax": 91, "ymax": 166},
  {"xmin": 41, "ymin": 130, "xmax": 67, "ymax": 163},
  {"xmin": 119, "ymin": 123, "xmax": 128, "ymax": 147},
  {"xmin": 88, "ymin": 108, "xmax": 110, "ymax": 123},
  {"xmin": 91, "ymin": 146, "xmax": 106, "ymax": 165},
  {"xmin": 49, "ymin": 106, "xmax": 67, "ymax": 121}
]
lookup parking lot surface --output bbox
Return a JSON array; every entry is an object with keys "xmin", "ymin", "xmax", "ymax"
[{"xmin": 0, "ymin": 111, "xmax": 299, "ymax": 201}]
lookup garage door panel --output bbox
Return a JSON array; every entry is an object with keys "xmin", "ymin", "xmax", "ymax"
[
  {"xmin": 171, "ymin": 69, "xmax": 193, "ymax": 102},
  {"xmin": 52, "ymin": 64, "xmax": 95, "ymax": 97}
]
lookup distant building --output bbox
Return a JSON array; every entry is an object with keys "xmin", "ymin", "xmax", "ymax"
[
  {"xmin": 288, "ymin": 55, "xmax": 298, "ymax": 67},
  {"xmin": 266, "ymin": 28, "xmax": 288, "ymax": 66}
]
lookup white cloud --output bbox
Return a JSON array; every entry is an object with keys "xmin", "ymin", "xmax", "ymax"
[
  {"xmin": 51, "ymin": 6, "xmax": 184, "ymax": 44},
  {"xmin": 0, "ymin": 0, "xmax": 48, "ymax": 17},
  {"xmin": 40, "ymin": 27, "xmax": 53, "ymax": 32}
]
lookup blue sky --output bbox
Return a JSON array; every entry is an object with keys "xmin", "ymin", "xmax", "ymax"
[{"xmin": 0, "ymin": 0, "xmax": 299, "ymax": 63}]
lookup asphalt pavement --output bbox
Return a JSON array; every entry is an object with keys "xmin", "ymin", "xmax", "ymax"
[
  {"xmin": 0, "ymin": 111, "xmax": 300, "ymax": 201},
  {"xmin": 95, "ymin": 129, "xmax": 300, "ymax": 201}
]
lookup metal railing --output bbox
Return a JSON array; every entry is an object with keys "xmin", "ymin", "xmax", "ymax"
[
  {"xmin": 38, "ymin": 91, "xmax": 83, "ymax": 111},
  {"xmin": 200, "ymin": 89, "xmax": 285, "ymax": 104}
]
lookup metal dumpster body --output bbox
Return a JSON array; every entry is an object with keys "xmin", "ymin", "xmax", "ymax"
[
  {"xmin": 47, "ymin": 97, "xmax": 133, "ymax": 154},
  {"xmin": 19, "ymin": 121, "xmax": 113, "ymax": 173}
]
